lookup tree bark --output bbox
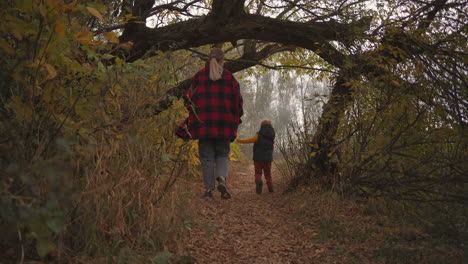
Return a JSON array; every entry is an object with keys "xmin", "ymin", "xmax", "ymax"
[
  {"xmin": 120, "ymin": 11, "xmax": 366, "ymax": 64},
  {"xmin": 306, "ymin": 70, "xmax": 353, "ymax": 177},
  {"xmin": 296, "ymin": 0, "xmax": 450, "ymax": 182}
]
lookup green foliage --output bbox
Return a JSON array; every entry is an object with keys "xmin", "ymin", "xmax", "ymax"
[
  {"xmin": 334, "ymin": 51, "xmax": 467, "ymax": 244},
  {"xmin": 229, "ymin": 142, "xmax": 245, "ymax": 161},
  {"xmin": 0, "ymin": 1, "xmax": 200, "ymax": 261}
]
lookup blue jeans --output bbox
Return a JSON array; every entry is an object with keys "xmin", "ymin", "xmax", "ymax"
[{"xmin": 198, "ymin": 139, "xmax": 230, "ymax": 190}]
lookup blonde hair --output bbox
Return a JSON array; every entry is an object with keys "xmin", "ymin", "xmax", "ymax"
[
  {"xmin": 261, "ymin": 119, "xmax": 272, "ymax": 126},
  {"xmin": 209, "ymin": 48, "xmax": 224, "ymax": 81}
]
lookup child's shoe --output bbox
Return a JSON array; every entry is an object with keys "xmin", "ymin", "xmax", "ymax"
[
  {"xmin": 268, "ymin": 186, "xmax": 275, "ymax": 193},
  {"xmin": 256, "ymin": 180, "xmax": 263, "ymax": 194}
]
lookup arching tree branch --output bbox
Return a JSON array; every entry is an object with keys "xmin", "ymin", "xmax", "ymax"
[
  {"xmin": 150, "ymin": 43, "xmax": 296, "ymax": 114},
  {"xmin": 119, "ymin": 9, "xmax": 370, "ymax": 64}
]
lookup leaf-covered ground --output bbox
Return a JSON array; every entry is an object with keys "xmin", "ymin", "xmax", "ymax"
[
  {"xmin": 178, "ymin": 161, "xmax": 464, "ymax": 264},
  {"xmin": 180, "ymin": 161, "xmax": 318, "ymax": 263}
]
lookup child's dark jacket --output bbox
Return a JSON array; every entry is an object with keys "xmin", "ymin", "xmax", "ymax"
[
  {"xmin": 254, "ymin": 124, "xmax": 275, "ymax": 162},
  {"xmin": 237, "ymin": 124, "xmax": 275, "ymax": 162}
]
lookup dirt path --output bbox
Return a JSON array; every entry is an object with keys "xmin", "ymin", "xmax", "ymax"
[{"xmin": 182, "ymin": 161, "xmax": 318, "ymax": 264}]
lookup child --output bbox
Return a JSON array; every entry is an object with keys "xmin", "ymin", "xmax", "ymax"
[{"xmin": 236, "ymin": 120, "xmax": 275, "ymax": 194}]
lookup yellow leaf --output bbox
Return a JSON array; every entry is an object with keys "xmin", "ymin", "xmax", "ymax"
[
  {"xmin": 63, "ymin": 0, "xmax": 77, "ymax": 12},
  {"xmin": 115, "ymin": 57, "xmax": 124, "ymax": 66},
  {"xmin": 86, "ymin": 7, "xmax": 104, "ymax": 22},
  {"xmin": 229, "ymin": 152, "xmax": 238, "ymax": 161},
  {"xmin": 44, "ymin": 64, "xmax": 57, "ymax": 80},
  {"xmin": 26, "ymin": 60, "xmax": 40, "ymax": 68},
  {"xmin": 391, "ymin": 80, "xmax": 401, "ymax": 87},
  {"xmin": 397, "ymin": 160, "xmax": 404, "ymax": 173},
  {"xmin": 103, "ymin": 32, "xmax": 119, "ymax": 44},
  {"xmin": 39, "ymin": 4, "xmax": 47, "ymax": 17},
  {"xmin": 314, "ymin": 248, "xmax": 325, "ymax": 254},
  {"xmin": 12, "ymin": 28, "xmax": 24, "ymax": 41},
  {"xmin": 8, "ymin": 96, "xmax": 32, "ymax": 122},
  {"xmin": 55, "ymin": 21, "xmax": 65, "ymax": 37},
  {"xmin": 0, "ymin": 39, "xmax": 15, "ymax": 55},
  {"xmin": 118, "ymin": 41, "xmax": 133, "ymax": 50},
  {"xmin": 45, "ymin": 0, "xmax": 60, "ymax": 8},
  {"xmin": 36, "ymin": 238, "xmax": 56, "ymax": 258},
  {"xmin": 82, "ymin": 63, "xmax": 94, "ymax": 72},
  {"xmin": 73, "ymin": 27, "xmax": 95, "ymax": 44}
]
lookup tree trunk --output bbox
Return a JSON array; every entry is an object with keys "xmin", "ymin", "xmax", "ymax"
[{"xmin": 292, "ymin": 70, "xmax": 354, "ymax": 186}]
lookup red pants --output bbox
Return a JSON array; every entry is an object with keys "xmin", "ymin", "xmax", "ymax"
[{"xmin": 254, "ymin": 161, "xmax": 273, "ymax": 188}]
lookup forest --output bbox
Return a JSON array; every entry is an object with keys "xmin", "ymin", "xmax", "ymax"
[{"xmin": 0, "ymin": 0, "xmax": 466, "ymax": 263}]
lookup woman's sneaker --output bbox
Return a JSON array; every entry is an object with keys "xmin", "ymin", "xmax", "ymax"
[
  {"xmin": 203, "ymin": 190, "xmax": 213, "ymax": 198},
  {"xmin": 217, "ymin": 177, "xmax": 231, "ymax": 199}
]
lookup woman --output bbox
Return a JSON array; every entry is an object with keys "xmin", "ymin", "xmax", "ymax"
[{"xmin": 184, "ymin": 48, "xmax": 243, "ymax": 199}]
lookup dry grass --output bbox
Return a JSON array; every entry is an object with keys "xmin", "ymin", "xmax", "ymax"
[
  {"xmin": 284, "ymin": 184, "xmax": 465, "ymax": 263},
  {"xmin": 64, "ymin": 100, "xmax": 201, "ymax": 261}
]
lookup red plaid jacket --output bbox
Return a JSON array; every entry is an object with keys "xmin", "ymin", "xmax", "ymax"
[{"xmin": 184, "ymin": 67, "xmax": 243, "ymax": 141}]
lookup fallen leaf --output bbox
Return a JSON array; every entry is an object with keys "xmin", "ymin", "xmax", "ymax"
[
  {"xmin": 86, "ymin": 7, "xmax": 104, "ymax": 22},
  {"xmin": 55, "ymin": 20, "xmax": 65, "ymax": 37}
]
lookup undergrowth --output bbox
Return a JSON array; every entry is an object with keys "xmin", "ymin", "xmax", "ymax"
[
  {"xmin": 286, "ymin": 184, "xmax": 466, "ymax": 263},
  {"xmin": 0, "ymin": 1, "xmax": 203, "ymax": 261}
]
